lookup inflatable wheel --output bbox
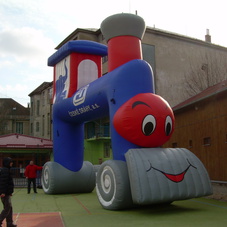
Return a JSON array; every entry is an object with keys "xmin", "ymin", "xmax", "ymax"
[
  {"xmin": 42, "ymin": 161, "xmax": 95, "ymax": 194},
  {"xmin": 42, "ymin": 161, "xmax": 56, "ymax": 194},
  {"xmin": 96, "ymin": 160, "xmax": 133, "ymax": 210}
]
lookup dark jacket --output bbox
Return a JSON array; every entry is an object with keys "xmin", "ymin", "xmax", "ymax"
[{"xmin": 0, "ymin": 157, "xmax": 14, "ymax": 195}]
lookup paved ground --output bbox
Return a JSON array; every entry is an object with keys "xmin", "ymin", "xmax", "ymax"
[
  {"xmin": 3, "ymin": 188, "xmax": 227, "ymax": 227},
  {"xmin": 2, "ymin": 212, "xmax": 64, "ymax": 227},
  {"xmin": 208, "ymin": 183, "xmax": 227, "ymax": 202}
]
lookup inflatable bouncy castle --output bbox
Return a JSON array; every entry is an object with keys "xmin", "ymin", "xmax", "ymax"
[{"xmin": 42, "ymin": 13, "xmax": 212, "ymax": 210}]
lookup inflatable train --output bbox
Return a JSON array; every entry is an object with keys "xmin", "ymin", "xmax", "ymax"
[{"xmin": 41, "ymin": 13, "xmax": 212, "ymax": 210}]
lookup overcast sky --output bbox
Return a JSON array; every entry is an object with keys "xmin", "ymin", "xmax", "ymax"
[{"xmin": 0, "ymin": 0, "xmax": 227, "ymax": 107}]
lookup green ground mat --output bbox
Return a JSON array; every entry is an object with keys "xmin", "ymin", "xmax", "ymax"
[{"xmin": 10, "ymin": 188, "xmax": 227, "ymax": 227}]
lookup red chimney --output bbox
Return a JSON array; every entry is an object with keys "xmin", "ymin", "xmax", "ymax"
[{"xmin": 101, "ymin": 13, "xmax": 146, "ymax": 72}]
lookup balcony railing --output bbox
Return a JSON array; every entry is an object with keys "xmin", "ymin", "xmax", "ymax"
[{"xmin": 11, "ymin": 168, "xmax": 42, "ymax": 188}]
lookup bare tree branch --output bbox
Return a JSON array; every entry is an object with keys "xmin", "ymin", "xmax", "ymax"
[{"xmin": 184, "ymin": 51, "xmax": 227, "ymax": 97}]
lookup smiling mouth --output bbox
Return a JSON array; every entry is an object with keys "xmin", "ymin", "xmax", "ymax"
[{"xmin": 146, "ymin": 159, "xmax": 197, "ymax": 183}]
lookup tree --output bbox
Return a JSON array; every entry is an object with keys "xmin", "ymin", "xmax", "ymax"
[{"xmin": 184, "ymin": 51, "xmax": 227, "ymax": 97}]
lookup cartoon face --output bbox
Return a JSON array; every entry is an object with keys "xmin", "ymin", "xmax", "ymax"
[
  {"xmin": 146, "ymin": 158, "xmax": 197, "ymax": 183},
  {"xmin": 113, "ymin": 93, "xmax": 175, "ymax": 147}
]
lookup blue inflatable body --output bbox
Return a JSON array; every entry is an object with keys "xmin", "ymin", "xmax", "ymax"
[{"xmin": 53, "ymin": 59, "xmax": 155, "ymax": 171}]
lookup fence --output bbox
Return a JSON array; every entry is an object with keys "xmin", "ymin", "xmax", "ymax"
[{"xmin": 11, "ymin": 168, "xmax": 42, "ymax": 188}]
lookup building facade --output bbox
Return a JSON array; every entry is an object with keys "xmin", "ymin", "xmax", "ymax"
[
  {"xmin": 0, "ymin": 133, "xmax": 52, "ymax": 168},
  {"xmin": 56, "ymin": 26, "xmax": 227, "ymax": 107},
  {"xmin": 0, "ymin": 98, "xmax": 30, "ymax": 135},
  {"xmin": 29, "ymin": 82, "xmax": 53, "ymax": 139}
]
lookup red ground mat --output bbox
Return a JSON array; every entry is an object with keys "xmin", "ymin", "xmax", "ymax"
[{"xmin": 2, "ymin": 212, "xmax": 65, "ymax": 227}]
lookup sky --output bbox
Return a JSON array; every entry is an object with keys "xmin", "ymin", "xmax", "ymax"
[{"xmin": 0, "ymin": 0, "xmax": 227, "ymax": 107}]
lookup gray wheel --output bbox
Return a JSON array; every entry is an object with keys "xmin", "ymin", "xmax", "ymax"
[
  {"xmin": 96, "ymin": 160, "xmax": 133, "ymax": 210},
  {"xmin": 41, "ymin": 162, "xmax": 56, "ymax": 194},
  {"xmin": 41, "ymin": 161, "xmax": 96, "ymax": 194}
]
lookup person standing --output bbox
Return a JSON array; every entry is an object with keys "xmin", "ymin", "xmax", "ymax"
[
  {"xmin": 0, "ymin": 157, "xmax": 17, "ymax": 227},
  {"xmin": 19, "ymin": 164, "xmax": 25, "ymax": 178},
  {"xmin": 24, "ymin": 161, "xmax": 43, "ymax": 194}
]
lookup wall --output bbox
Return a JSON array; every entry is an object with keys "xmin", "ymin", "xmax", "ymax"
[
  {"xmin": 143, "ymin": 29, "xmax": 227, "ymax": 106},
  {"xmin": 164, "ymin": 91, "xmax": 227, "ymax": 181},
  {"xmin": 30, "ymin": 86, "xmax": 52, "ymax": 139},
  {"xmin": 84, "ymin": 139, "xmax": 112, "ymax": 165}
]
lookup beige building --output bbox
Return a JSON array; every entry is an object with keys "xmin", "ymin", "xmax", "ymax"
[
  {"xmin": 57, "ymin": 26, "xmax": 227, "ymax": 107},
  {"xmin": 29, "ymin": 82, "xmax": 53, "ymax": 139}
]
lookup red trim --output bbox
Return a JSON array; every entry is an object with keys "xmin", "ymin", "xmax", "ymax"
[{"xmin": 0, "ymin": 134, "xmax": 53, "ymax": 148}]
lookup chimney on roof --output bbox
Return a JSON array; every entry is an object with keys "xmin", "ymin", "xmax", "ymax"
[{"xmin": 205, "ymin": 29, "xmax": 211, "ymax": 43}]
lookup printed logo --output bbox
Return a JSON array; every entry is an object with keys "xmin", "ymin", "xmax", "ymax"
[
  {"xmin": 54, "ymin": 58, "xmax": 70, "ymax": 103},
  {"xmin": 73, "ymin": 85, "xmax": 89, "ymax": 106}
]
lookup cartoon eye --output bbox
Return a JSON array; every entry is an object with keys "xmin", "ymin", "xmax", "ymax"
[
  {"xmin": 142, "ymin": 115, "xmax": 156, "ymax": 136},
  {"xmin": 165, "ymin": 116, "xmax": 173, "ymax": 136}
]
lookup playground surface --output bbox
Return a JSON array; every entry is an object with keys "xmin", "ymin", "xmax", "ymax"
[{"xmin": 3, "ymin": 188, "xmax": 227, "ymax": 227}]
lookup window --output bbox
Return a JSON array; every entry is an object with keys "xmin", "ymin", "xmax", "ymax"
[
  {"xmin": 78, "ymin": 60, "xmax": 98, "ymax": 88},
  {"xmin": 30, "ymin": 123, "xmax": 33, "ymax": 134},
  {"xmin": 16, "ymin": 122, "xmax": 23, "ymax": 134},
  {"xmin": 48, "ymin": 88, "xmax": 53, "ymax": 104},
  {"xmin": 42, "ymin": 91, "xmax": 45, "ymax": 106},
  {"xmin": 2, "ymin": 121, "xmax": 9, "ymax": 132},
  {"xmin": 36, "ymin": 100, "xmax": 40, "ymax": 116},
  {"xmin": 142, "ymin": 44, "xmax": 155, "ymax": 77},
  {"xmin": 47, "ymin": 113, "xmax": 50, "ymax": 135},
  {"xmin": 104, "ymin": 142, "xmax": 111, "ymax": 158},
  {"xmin": 31, "ymin": 101, "xmax": 33, "ymax": 115},
  {"xmin": 42, "ymin": 115, "xmax": 45, "ymax": 136},
  {"xmin": 203, "ymin": 137, "xmax": 211, "ymax": 146},
  {"xmin": 103, "ymin": 123, "xmax": 110, "ymax": 137},
  {"xmin": 85, "ymin": 122, "xmax": 95, "ymax": 139},
  {"xmin": 189, "ymin": 140, "xmax": 193, "ymax": 148},
  {"xmin": 36, "ymin": 122, "xmax": 40, "ymax": 132}
]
